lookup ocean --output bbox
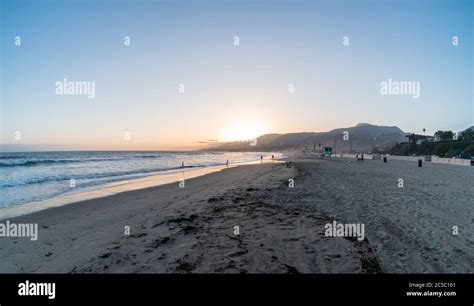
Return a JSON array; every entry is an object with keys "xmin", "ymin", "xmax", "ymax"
[{"xmin": 0, "ymin": 151, "xmax": 279, "ymax": 208}]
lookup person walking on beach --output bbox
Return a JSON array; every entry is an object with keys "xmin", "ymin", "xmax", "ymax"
[
  {"xmin": 226, "ymin": 160, "xmax": 229, "ymax": 167},
  {"xmin": 181, "ymin": 161, "xmax": 184, "ymax": 168},
  {"xmin": 361, "ymin": 153, "xmax": 364, "ymax": 161},
  {"xmin": 261, "ymin": 155, "xmax": 263, "ymax": 163},
  {"xmin": 272, "ymin": 155, "xmax": 274, "ymax": 160}
]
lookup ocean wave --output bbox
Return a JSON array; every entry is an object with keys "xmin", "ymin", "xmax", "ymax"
[
  {"xmin": 0, "ymin": 155, "xmax": 30, "ymax": 159},
  {"xmin": 0, "ymin": 155, "xmax": 169, "ymax": 167},
  {"xmin": 0, "ymin": 159, "xmax": 71, "ymax": 167},
  {"xmin": 0, "ymin": 164, "xmax": 202, "ymax": 188}
]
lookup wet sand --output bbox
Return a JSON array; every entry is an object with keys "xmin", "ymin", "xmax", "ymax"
[
  {"xmin": 0, "ymin": 159, "xmax": 272, "ymax": 220},
  {"xmin": 0, "ymin": 157, "xmax": 472, "ymax": 273}
]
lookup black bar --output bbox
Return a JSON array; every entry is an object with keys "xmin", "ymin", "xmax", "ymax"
[{"xmin": 0, "ymin": 274, "xmax": 472, "ymax": 305}]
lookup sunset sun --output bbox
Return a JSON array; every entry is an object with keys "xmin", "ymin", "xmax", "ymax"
[{"xmin": 218, "ymin": 121, "xmax": 267, "ymax": 142}]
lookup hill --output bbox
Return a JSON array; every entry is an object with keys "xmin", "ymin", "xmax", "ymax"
[{"xmin": 207, "ymin": 123, "xmax": 406, "ymax": 152}]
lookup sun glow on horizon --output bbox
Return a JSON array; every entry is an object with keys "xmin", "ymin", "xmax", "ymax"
[{"xmin": 217, "ymin": 121, "xmax": 268, "ymax": 142}]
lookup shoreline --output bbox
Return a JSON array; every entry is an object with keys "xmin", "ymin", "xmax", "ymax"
[{"xmin": 0, "ymin": 157, "xmax": 280, "ymax": 220}]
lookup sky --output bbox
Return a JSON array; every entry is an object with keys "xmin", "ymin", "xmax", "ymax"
[{"xmin": 0, "ymin": 0, "xmax": 472, "ymax": 151}]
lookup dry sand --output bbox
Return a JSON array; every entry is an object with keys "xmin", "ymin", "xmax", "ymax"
[{"xmin": 0, "ymin": 157, "xmax": 472, "ymax": 273}]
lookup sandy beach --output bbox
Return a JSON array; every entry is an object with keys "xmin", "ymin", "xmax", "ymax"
[{"xmin": 0, "ymin": 157, "xmax": 472, "ymax": 273}]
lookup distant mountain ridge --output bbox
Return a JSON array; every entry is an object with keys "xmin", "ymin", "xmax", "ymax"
[{"xmin": 208, "ymin": 123, "xmax": 407, "ymax": 152}]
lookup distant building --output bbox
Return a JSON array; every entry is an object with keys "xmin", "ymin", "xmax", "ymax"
[
  {"xmin": 417, "ymin": 136, "xmax": 436, "ymax": 144},
  {"xmin": 323, "ymin": 147, "xmax": 332, "ymax": 157},
  {"xmin": 454, "ymin": 131, "xmax": 462, "ymax": 140}
]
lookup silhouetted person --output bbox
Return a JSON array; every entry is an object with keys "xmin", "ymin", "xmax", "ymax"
[
  {"xmin": 261, "ymin": 155, "xmax": 263, "ymax": 163},
  {"xmin": 226, "ymin": 160, "xmax": 229, "ymax": 167},
  {"xmin": 181, "ymin": 161, "xmax": 184, "ymax": 168}
]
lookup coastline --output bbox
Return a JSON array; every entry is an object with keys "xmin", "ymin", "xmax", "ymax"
[
  {"xmin": 0, "ymin": 157, "xmax": 472, "ymax": 273},
  {"xmin": 0, "ymin": 157, "xmax": 279, "ymax": 220}
]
